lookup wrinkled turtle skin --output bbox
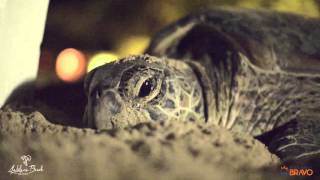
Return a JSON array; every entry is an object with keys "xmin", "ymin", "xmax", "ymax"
[{"xmin": 83, "ymin": 8, "xmax": 320, "ymax": 168}]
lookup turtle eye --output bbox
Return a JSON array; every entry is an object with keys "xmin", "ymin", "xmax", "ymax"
[
  {"xmin": 138, "ymin": 78, "xmax": 154, "ymax": 97},
  {"xmin": 135, "ymin": 76, "xmax": 162, "ymax": 102}
]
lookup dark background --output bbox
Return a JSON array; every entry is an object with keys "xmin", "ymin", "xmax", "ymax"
[
  {"xmin": 38, "ymin": 0, "xmax": 320, "ymax": 85},
  {"xmin": 29, "ymin": 0, "xmax": 320, "ymax": 127}
]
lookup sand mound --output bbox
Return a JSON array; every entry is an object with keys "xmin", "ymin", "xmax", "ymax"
[{"xmin": 0, "ymin": 107, "xmax": 285, "ymax": 180}]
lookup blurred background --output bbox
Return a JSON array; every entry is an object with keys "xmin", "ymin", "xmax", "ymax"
[
  {"xmin": 27, "ymin": 0, "xmax": 320, "ymax": 127},
  {"xmin": 38, "ymin": 0, "xmax": 320, "ymax": 85}
]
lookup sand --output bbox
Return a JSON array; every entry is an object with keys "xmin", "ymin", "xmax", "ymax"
[{"xmin": 0, "ymin": 105, "xmax": 289, "ymax": 180}]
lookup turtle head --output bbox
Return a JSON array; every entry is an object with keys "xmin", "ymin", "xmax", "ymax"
[{"xmin": 83, "ymin": 55, "xmax": 205, "ymax": 129}]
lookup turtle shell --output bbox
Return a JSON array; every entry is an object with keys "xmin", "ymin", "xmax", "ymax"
[{"xmin": 147, "ymin": 8, "xmax": 320, "ymax": 75}]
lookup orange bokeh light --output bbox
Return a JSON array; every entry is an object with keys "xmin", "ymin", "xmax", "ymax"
[{"xmin": 55, "ymin": 48, "xmax": 86, "ymax": 82}]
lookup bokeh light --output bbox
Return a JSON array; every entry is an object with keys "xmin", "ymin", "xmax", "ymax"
[
  {"xmin": 237, "ymin": 0, "xmax": 320, "ymax": 17},
  {"xmin": 271, "ymin": 0, "xmax": 319, "ymax": 17},
  {"xmin": 117, "ymin": 36, "xmax": 150, "ymax": 56},
  {"xmin": 87, "ymin": 52, "xmax": 118, "ymax": 72},
  {"xmin": 55, "ymin": 48, "xmax": 86, "ymax": 82}
]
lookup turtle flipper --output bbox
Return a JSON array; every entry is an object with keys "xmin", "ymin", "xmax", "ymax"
[{"xmin": 257, "ymin": 119, "xmax": 320, "ymax": 170}]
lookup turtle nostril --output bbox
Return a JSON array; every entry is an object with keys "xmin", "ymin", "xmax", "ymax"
[
  {"xmin": 103, "ymin": 91, "xmax": 122, "ymax": 114},
  {"xmin": 95, "ymin": 90, "xmax": 101, "ymax": 99}
]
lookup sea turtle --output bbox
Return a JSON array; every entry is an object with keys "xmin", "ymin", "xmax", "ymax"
[{"xmin": 83, "ymin": 9, "xmax": 320, "ymax": 165}]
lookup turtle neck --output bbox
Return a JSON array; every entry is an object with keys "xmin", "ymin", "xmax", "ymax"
[{"xmin": 185, "ymin": 51, "xmax": 240, "ymax": 129}]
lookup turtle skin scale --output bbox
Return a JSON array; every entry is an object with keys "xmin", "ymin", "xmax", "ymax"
[{"xmin": 84, "ymin": 8, "xmax": 320, "ymax": 169}]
